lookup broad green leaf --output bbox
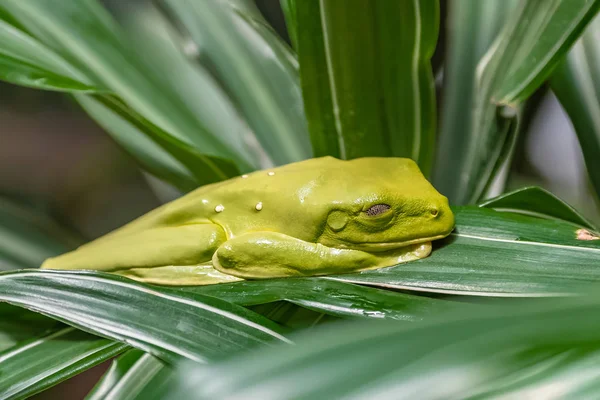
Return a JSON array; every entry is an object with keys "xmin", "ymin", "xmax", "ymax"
[
  {"xmin": 0, "ymin": 270, "xmax": 289, "ymax": 363},
  {"xmin": 480, "ymin": 186, "xmax": 598, "ymax": 230},
  {"xmin": 161, "ymin": 0, "xmax": 311, "ymax": 166},
  {"xmin": 446, "ymin": 0, "xmax": 600, "ymax": 204},
  {"xmin": 551, "ymin": 14, "xmax": 600, "ymax": 201},
  {"xmin": 331, "ymin": 207, "xmax": 600, "ymax": 296},
  {"xmin": 0, "ymin": 0, "xmax": 255, "ymax": 172},
  {"xmin": 158, "ymin": 294, "xmax": 600, "ymax": 399},
  {"xmin": 86, "ymin": 349, "xmax": 170, "ymax": 400},
  {"xmin": 0, "ymin": 327, "xmax": 127, "ymax": 400},
  {"xmin": 433, "ymin": 0, "xmax": 517, "ymax": 197},
  {"xmin": 295, "ymin": 0, "xmax": 438, "ymax": 176},
  {"xmin": 0, "ymin": 198, "xmax": 80, "ymax": 270},
  {"xmin": 187, "ymin": 279, "xmax": 457, "ymax": 322},
  {"xmin": 279, "ymin": 0, "xmax": 297, "ymax": 49}
]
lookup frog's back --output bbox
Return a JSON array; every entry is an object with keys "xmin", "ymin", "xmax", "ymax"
[
  {"xmin": 99, "ymin": 157, "xmax": 340, "ymax": 239},
  {"xmin": 97, "ymin": 157, "xmax": 421, "ymax": 240}
]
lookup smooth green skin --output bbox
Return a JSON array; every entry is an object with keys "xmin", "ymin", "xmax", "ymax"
[{"xmin": 42, "ymin": 157, "xmax": 454, "ymax": 285}]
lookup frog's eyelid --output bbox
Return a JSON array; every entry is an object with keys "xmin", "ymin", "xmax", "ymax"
[{"xmin": 364, "ymin": 204, "xmax": 391, "ymax": 216}]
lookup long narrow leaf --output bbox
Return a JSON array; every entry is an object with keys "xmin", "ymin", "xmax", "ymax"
[
  {"xmin": 0, "ymin": 198, "xmax": 80, "ymax": 270},
  {"xmin": 187, "ymin": 278, "xmax": 457, "ymax": 322},
  {"xmin": 279, "ymin": 0, "xmax": 297, "ymax": 49},
  {"xmin": 0, "ymin": 0, "xmax": 256, "ymax": 172},
  {"xmin": 160, "ymin": 0, "xmax": 311, "ymax": 166},
  {"xmin": 0, "ymin": 18, "xmax": 100, "ymax": 92},
  {"xmin": 433, "ymin": 0, "xmax": 517, "ymax": 197},
  {"xmin": 159, "ymin": 294, "xmax": 600, "ymax": 399},
  {"xmin": 480, "ymin": 186, "xmax": 598, "ymax": 230},
  {"xmin": 0, "ymin": 270, "xmax": 289, "ymax": 364},
  {"xmin": 295, "ymin": 0, "xmax": 438, "ymax": 175},
  {"xmin": 551, "ymin": 14, "xmax": 600, "ymax": 201},
  {"xmin": 0, "ymin": 327, "xmax": 127, "ymax": 400},
  {"xmin": 86, "ymin": 349, "xmax": 169, "ymax": 400},
  {"xmin": 0, "ymin": 304, "xmax": 62, "ymax": 352},
  {"xmin": 446, "ymin": 0, "xmax": 600, "ymax": 204}
]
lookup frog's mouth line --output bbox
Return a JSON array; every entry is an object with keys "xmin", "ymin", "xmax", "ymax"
[{"xmin": 338, "ymin": 234, "xmax": 450, "ymax": 252}]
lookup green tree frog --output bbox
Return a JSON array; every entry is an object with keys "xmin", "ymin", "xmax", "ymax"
[{"xmin": 42, "ymin": 157, "xmax": 454, "ymax": 285}]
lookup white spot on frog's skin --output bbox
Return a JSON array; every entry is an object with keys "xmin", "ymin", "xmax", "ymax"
[
  {"xmin": 202, "ymin": 199, "xmax": 209, "ymax": 205},
  {"xmin": 241, "ymin": 174, "xmax": 248, "ymax": 178},
  {"xmin": 267, "ymin": 171, "xmax": 275, "ymax": 176},
  {"xmin": 255, "ymin": 202, "xmax": 263, "ymax": 211},
  {"xmin": 576, "ymin": 228, "xmax": 600, "ymax": 241},
  {"xmin": 215, "ymin": 204, "xmax": 225, "ymax": 213}
]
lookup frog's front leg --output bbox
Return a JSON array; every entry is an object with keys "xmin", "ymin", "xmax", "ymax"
[{"xmin": 212, "ymin": 232, "xmax": 429, "ymax": 279}]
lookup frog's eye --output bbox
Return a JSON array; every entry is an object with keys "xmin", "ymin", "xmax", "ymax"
[{"xmin": 365, "ymin": 204, "xmax": 391, "ymax": 216}]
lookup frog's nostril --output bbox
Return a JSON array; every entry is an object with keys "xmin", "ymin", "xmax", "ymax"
[{"xmin": 430, "ymin": 207, "xmax": 439, "ymax": 217}]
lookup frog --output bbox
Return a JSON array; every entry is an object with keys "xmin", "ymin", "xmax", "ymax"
[{"xmin": 41, "ymin": 156, "xmax": 455, "ymax": 285}]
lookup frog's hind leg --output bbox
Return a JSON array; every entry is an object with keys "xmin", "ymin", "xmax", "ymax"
[
  {"xmin": 41, "ymin": 224, "xmax": 227, "ymax": 277},
  {"xmin": 115, "ymin": 263, "xmax": 243, "ymax": 286}
]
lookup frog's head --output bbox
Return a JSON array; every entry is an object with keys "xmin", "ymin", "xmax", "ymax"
[{"xmin": 316, "ymin": 157, "xmax": 454, "ymax": 252}]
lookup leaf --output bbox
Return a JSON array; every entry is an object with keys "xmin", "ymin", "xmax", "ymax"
[
  {"xmin": 249, "ymin": 302, "xmax": 330, "ymax": 331},
  {"xmin": 295, "ymin": 0, "xmax": 438, "ymax": 176},
  {"xmin": 78, "ymin": 95, "xmax": 240, "ymax": 191},
  {"xmin": 86, "ymin": 349, "xmax": 170, "ymax": 400},
  {"xmin": 185, "ymin": 278, "xmax": 458, "ymax": 322},
  {"xmin": 160, "ymin": 0, "xmax": 312, "ymax": 166},
  {"xmin": 0, "ymin": 327, "xmax": 127, "ymax": 400},
  {"xmin": 154, "ymin": 294, "xmax": 600, "ymax": 399},
  {"xmin": 75, "ymin": 96, "xmax": 201, "ymax": 192},
  {"xmin": 279, "ymin": 0, "xmax": 297, "ymax": 49},
  {"xmin": 0, "ymin": 270, "xmax": 289, "ymax": 364},
  {"xmin": 0, "ymin": 198, "xmax": 81, "ymax": 270},
  {"xmin": 433, "ymin": 0, "xmax": 517, "ymax": 197},
  {"xmin": 0, "ymin": 304, "xmax": 62, "ymax": 352},
  {"xmin": 0, "ymin": 0, "xmax": 256, "ymax": 171},
  {"xmin": 495, "ymin": 1, "xmax": 600, "ymax": 104},
  {"xmin": 0, "ymin": 18, "xmax": 101, "ymax": 92},
  {"xmin": 444, "ymin": 0, "xmax": 600, "ymax": 204},
  {"xmin": 551, "ymin": 14, "xmax": 600, "ymax": 201},
  {"xmin": 480, "ymin": 186, "xmax": 598, "ymax": 230},
  {"xmin": 331, "ymin": 207, "xmax": 600, "ymax": 296}
]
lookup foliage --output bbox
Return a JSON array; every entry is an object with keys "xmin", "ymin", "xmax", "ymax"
[{"xmin": 0, "ymin": 0, "xmax": 599, "ymax": 398}]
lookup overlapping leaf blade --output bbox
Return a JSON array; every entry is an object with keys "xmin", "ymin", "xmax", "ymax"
[
  {"xmin": 187, "ymin": 278, "xmax": 457, "ymax": 322},
  {"xmin": 433, "ymin": 0, "xmax": 517, "ymax": 197},
  {"xmin": 86, "ymin": 349, "xmax": 170, "ymax": 400},
  {"xmin": 480, "ymin": 186, "xmax": 598, "ymax": 229},
  {"xmin": 158, "ymin": 294, "xmax": 600, "ymax": 399},
  {"xmin": 332, "ymin": 207, "xmax": 600, "ymax": 296},
  {"xmin": 0, "ymin": 17, "xmax": 99, "ymax": 92},
  {"xmin": 442, "ymin": 0, "xmax": 600, "ymax": 204},
  {"xmin": 0, "ymin": 327, "xmax": 127, "ymax": 400},
  {"xmin": 0, "ymin": 0, "xmax": 256, "ymax": 187},
  {"xmin": 0, "ymin": 198, "xmax": 80, "ymax": 270},
  {"xmin": 0, "ymin": 270, "xmax": 289, "ymax": 364},
  {"xmin": 160, "ymin": 0, "xmax": 311, "ymax": 166},
  {"xmin": 551, "ymin": 14, "xmax": 600, "ymax": 201},
  {"xmin": 294, "ymin": 0, "xmax": 438, "ymax": 175}
]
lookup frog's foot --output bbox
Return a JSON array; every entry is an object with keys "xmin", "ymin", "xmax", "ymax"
[{"xmin": 114, "ymin": 263, "xmax": 243, "ymax": 286}]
